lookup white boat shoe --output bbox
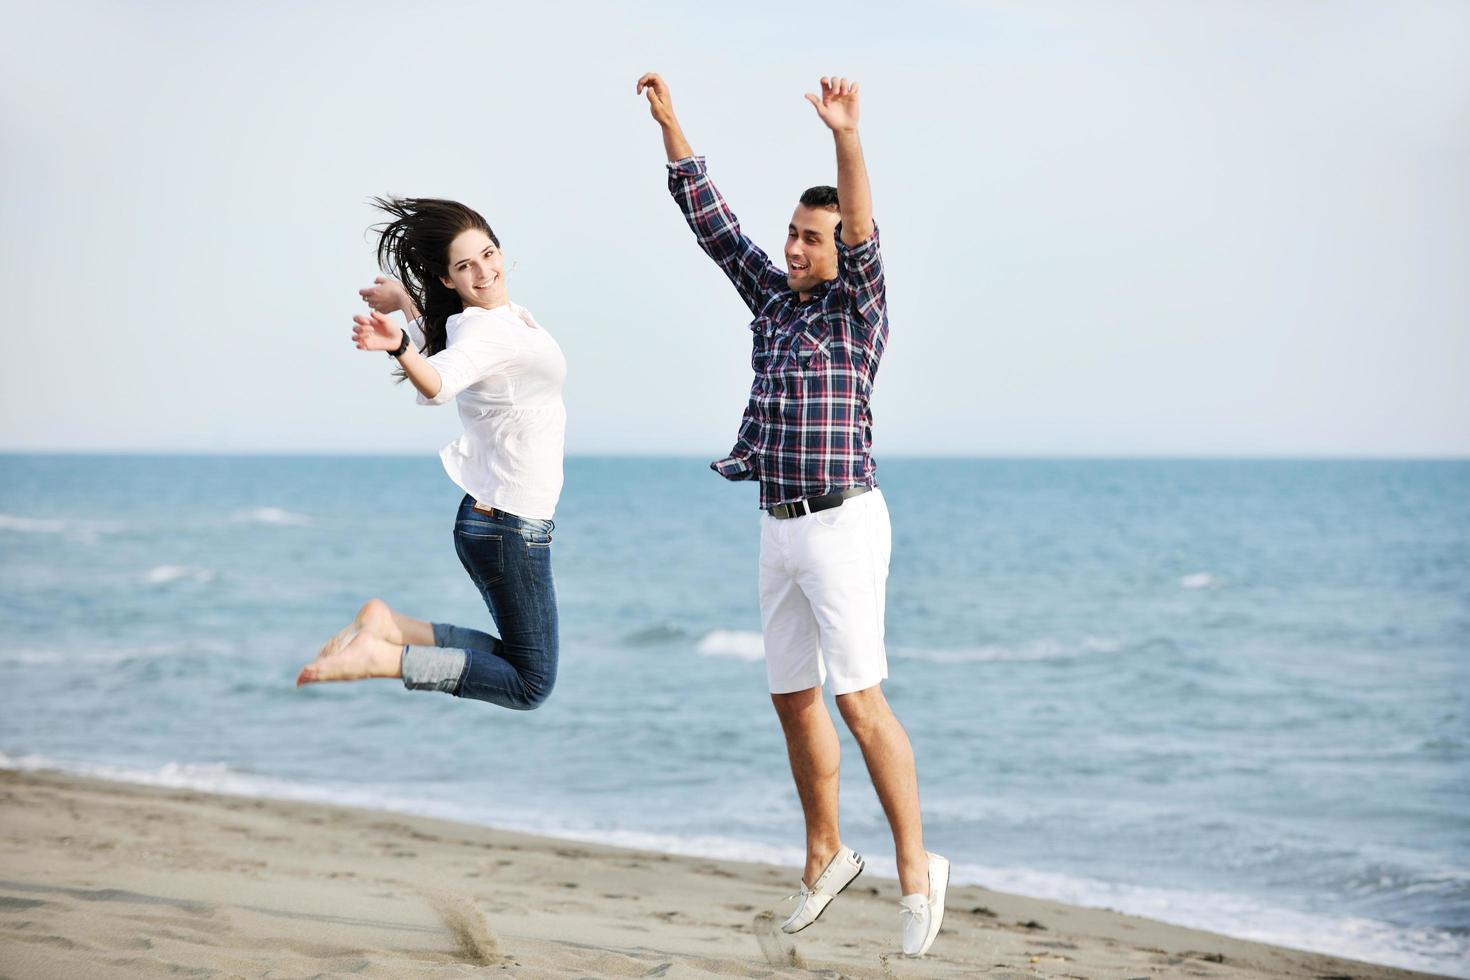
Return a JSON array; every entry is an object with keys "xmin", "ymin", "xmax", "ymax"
[
  {"xmin": 899, "ymin": 851, "xmax": 949, "ymax": 956},
  {"xmin": 779, "ymin": 845, "xmax": 865, "ymax": 934}
]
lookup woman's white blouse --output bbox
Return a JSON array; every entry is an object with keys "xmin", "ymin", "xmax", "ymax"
[{"xmin": 406, "ymin": 302, "xmax": 566, "ymax": 521}]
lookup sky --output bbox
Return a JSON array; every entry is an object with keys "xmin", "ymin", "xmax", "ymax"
[{"xmin": 1, "ymin": 0, "xmax": 1466, "ymax": 457}]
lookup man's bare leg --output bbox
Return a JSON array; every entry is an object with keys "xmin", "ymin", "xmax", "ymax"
[
  {"xmin": 771, "ymin": 687, "xmax": 845, "ymax": 887},
  {"xmin": 836, "ymin": 684, "xmax": 928, "ymax": 896}
]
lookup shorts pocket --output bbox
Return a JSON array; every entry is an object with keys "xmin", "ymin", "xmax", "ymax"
[{"xmin": 811, "ymin": 494, "xmax": 867, "ymax": 529}]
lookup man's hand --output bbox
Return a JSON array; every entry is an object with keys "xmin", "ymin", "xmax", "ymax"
[
  {"xmin": 359, "ymin": 276, "xmax": 412, "ymax": 316},
  {"xmin": 636, "ymin": 72, "xmax": 677, "ymax": 127},
  {"xmin": 805, "ymin": 76, "xmax": 860, "ymax": 133},
  {"xmin": 352, "ymin": 311, "xmax": 405, "ymax": 353},
  {"xmin": 637, "ymin": 72, "xmax": 694, "ymax": 162},
  {"xmin": 809, "ymin": 76, "xmax": 874, "ymax": 245}
]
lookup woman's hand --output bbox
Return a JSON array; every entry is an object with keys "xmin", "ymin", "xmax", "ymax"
[
  {"xmin": 359, "ymin": 275, "xmax": 410, "ymax": 316},
  {"xmin": 352, "ymin": 311, "xmax": 404, "ymax": 353}
]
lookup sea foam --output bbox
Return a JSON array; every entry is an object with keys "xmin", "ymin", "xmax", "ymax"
[
  {"xmin": 893, "ymin": 636, "xmax": 1122, "ymax": 664},
  {"xmin": 0, "ymin": 514, "xmax": 68, "ymax": 534},
  {"xmin": 0, "ymin": 639, "xmax": 230, "ymax": 666},
  {"xmin": 959, "ymin": 860, "xmax": 1469, "ymax": 977},
  {"xmin": 0, "ymin": 752, "xmax": 453, "ymax": 822},
  {"xmin": 144, "ymin": 565, "xmax": 217, "ymax": 585},
  {"xmin": 229, "ymin": 506, "xmax": 311, "ymax": 527},
  {"xmin": 694, "ymin": 630, "xmax": 765, "ymax": 661},
  {"xmin": 0, "ymin": 512, "xmax": 115, "ymax": 544},
  {"xmin": 693, "ymin": 630, "xmax": 1124, "ymax": 665}
]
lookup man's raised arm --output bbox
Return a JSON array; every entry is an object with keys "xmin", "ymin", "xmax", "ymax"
[
  {"xmin": 637, "ymin": 72, "xmax": 693, "ymax": 162},
  {"xmin": 806, "ymin": 76, "xmax": 885, "ymax": 332},
  {"xmin": 805, "ymin": 76, "xmax": 874, "ymax": 246},
  {"xmin": 637, "ymin": 72, "xmax": 785, "ymax": 315}
]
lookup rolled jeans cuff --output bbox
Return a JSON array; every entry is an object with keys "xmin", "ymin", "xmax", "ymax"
[{"xmin": 401, "ymin": 643, "xmax": 467, "ymax": 693}]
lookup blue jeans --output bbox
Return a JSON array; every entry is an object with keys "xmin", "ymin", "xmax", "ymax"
[{"xmin": 402, "ymin": 495, "xmax": 559, "ymax": 710}]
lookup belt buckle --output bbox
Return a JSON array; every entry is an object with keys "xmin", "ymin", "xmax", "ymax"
[{"xmin": 772, "ymin": 498, "xmax": 811, "ymax": 519}]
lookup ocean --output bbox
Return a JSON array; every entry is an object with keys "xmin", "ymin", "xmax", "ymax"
[{"xmin": 1, "ymin": 454, "xmax": 1465, "ymax": 975}]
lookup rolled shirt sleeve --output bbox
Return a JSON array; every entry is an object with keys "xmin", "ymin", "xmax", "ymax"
[
  {"xmin": 404, "ymin": 316, "xmax": 427, "ymax": 350},
  {"xmin": 709, "ymin": 404, "xmax": 762, "ymax": 482},
  {"xmin": 667, "ymin": 155, "xmax": 787, "ymax": 316},
  {"xmin": 835, "ymin": 222, "xmax": 885, "ymax": 331}
]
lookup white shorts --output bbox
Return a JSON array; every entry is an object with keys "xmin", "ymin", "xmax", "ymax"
[{"xmin": 758, "ymin": 488, "xmax": 892, "ymax": 696}]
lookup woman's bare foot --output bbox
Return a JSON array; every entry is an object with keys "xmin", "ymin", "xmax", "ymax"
[
  {"xmin": 297, "ymin": 631, "xmax": 404, "ymax": 686},
  {"xmin": 314, "ymin": 598, "xmax": 404, "ymax": 661}
]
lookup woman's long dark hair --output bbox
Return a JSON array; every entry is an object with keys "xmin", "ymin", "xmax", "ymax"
[{"xmin": 370, "ymin": 196, "xmax": 499, "ymax": 359}]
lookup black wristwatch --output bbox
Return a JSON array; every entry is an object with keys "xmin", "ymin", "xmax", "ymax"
[{"xmin": 387, "ymin": 329, "xmax": 412, "ymax": 359}]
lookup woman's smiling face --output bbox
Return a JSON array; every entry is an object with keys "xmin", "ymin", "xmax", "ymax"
[{"xmin": 441, "ymin": 228, "xmax": 507, "ymax": 308}]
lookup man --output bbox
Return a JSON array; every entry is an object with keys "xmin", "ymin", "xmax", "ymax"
[{"xmin": 636, "ymin": 71, "xmax": 947, "ymax": 957}]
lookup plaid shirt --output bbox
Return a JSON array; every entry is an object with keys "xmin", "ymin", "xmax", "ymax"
[{"xmin": 667, "ymin": 156, "xmax": 889, "ymax": 509}]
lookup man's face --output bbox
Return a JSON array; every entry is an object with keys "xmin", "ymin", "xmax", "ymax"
[{"xmin": 785, "ymin": 204, "xmax": 840, "ymax": 295}]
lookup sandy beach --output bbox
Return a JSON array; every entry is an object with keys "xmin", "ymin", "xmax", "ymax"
[{"xmin": 0, "ymin": 769, "xmax": 1448, "ymax": 980}]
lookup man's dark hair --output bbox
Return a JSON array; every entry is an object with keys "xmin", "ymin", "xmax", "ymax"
[{"xmin": 799, "ymin": 185, "xmax": 840, "ymax": 211}]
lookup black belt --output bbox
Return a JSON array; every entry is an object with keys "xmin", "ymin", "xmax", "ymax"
[{"xmin": 767, "ymin": 486, "xmax": 871, "ymax": 520}]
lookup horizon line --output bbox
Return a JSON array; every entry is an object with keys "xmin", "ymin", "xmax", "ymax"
[{"xmin": 2, "ymin": 450, "xmax": 1468, "ymax": 462}]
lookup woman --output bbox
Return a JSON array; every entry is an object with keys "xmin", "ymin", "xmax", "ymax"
[{"xmin": 296, "ymin": 197, "xmax": 566, "ymax": 710}]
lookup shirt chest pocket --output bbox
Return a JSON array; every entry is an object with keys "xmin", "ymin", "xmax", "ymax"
[{"xmin": 782, "ymin": 330, "xmax": 832, "ymax": 376}]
